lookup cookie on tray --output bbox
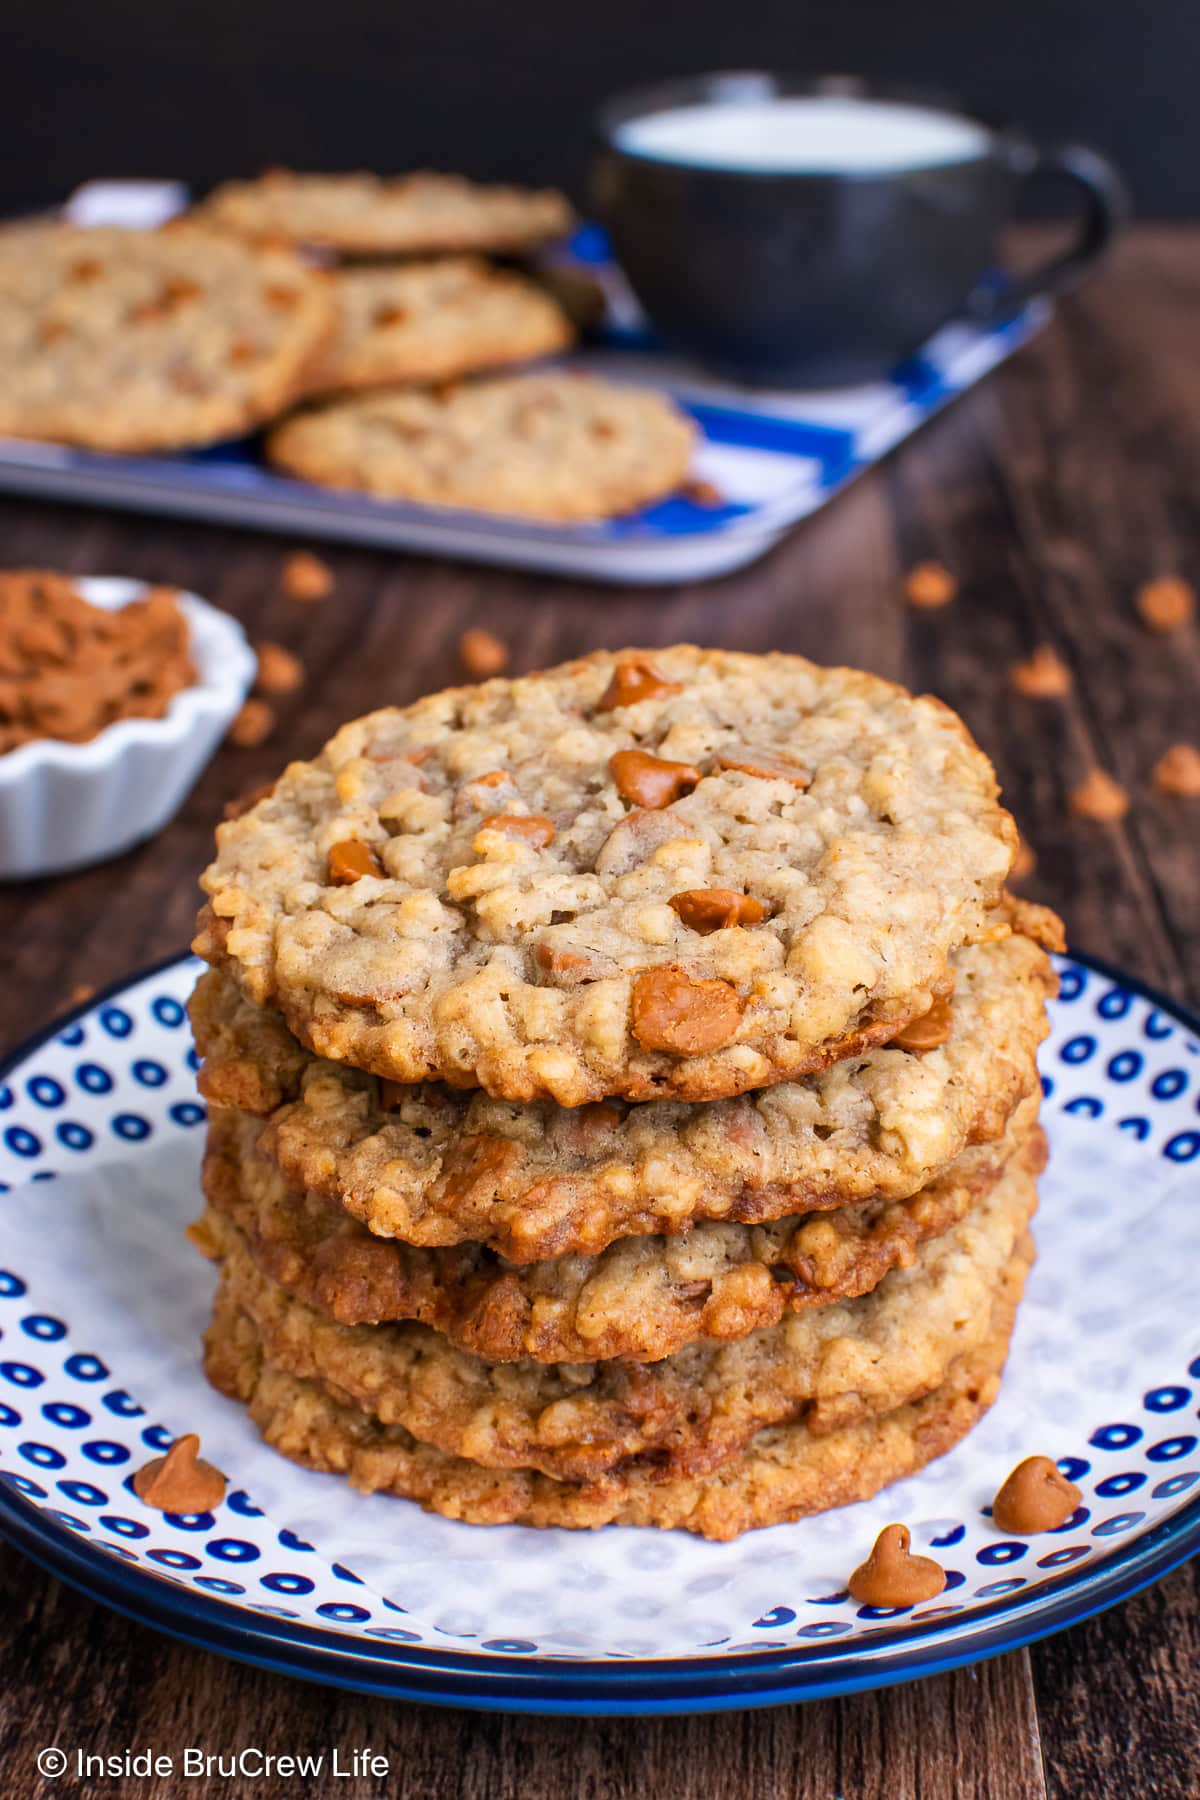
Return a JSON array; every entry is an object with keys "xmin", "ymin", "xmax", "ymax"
[
  {"xmin": 194, "ymin": 648, "xmax": 1022, "ymax": 1107},
  {"xmin": 198, "ymin": 1090, "xmax": 1042, "ymax": 1364},
  {"xmin": 205, "ymin": 1247, "xmax": 1028, "ymax": 1539},
  {"xmin": 201, "ymin": 1151, "xmax": 1038, "ymax": 1487},
  {"xmin": 307, "ymin": 258, "xmax": 574, "ymax": 396},
  {"xmin": 190, "ymin": 921, "xmax": 1056, "ymax": 1262},
  {"xmin": 0, "ymin": 225, "xmax": 334, "ymax": 453},
  {"xmin": 265, "ymin": 373, "xmax": 696, "ymax": 522},
  {"xmin": 198, "ymin": 169, "xmax": 574, "ymax": 257}
]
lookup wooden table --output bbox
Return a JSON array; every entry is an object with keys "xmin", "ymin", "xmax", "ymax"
[{"xmin": 1, "ymin": 227, "xmax": 1198, "ymax": 1799}]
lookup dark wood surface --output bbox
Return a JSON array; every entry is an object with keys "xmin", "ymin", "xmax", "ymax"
[{"xmin": 1, "ymin": 226, "xmax": 1198, "ymax": 1798}]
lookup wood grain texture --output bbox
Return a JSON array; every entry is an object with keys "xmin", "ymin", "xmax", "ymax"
[{"xmin": 0, "ymin": 227, "xmax": 1197, "ymax": 1799}]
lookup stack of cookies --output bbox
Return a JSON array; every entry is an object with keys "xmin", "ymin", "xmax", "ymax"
[{"xmin": 189, "ymin": 647, "xmax": 1061, "ymax": 1540}]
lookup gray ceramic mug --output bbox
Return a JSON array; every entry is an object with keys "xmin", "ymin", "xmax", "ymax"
[{"xmin": 592, "ymin": 73, "xmax": 1129, "ymax": 386}]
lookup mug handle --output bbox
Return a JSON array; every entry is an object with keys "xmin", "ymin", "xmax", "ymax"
[{"xmin": 969, "ymin": 142, "xmax": 1129, "ymax": 318}]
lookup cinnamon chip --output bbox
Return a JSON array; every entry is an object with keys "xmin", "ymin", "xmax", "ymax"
[
  {"xmin": 226, "ymin": 698, "xmax": 275, "ymax": 748},
  {"xmin": 1069, "ymin": 768, "xmax": 1129, "ymax": 822},
  {"xmin": 476, "ymin": 812, "xmax": 556, "ymax": 847},
  {"xmin": 1136, "ymin": 576, "xmax": 1195, "ymax": 634},
  {"xmin": 1010, "ymin": 839, "xmax": 1037, "ymax": 882},
  {"xmin": 1152, "ymin": 743, "xmax": 1200, "ymax": 797},
  {"xmin": 1010, "ymin": 644, "xmax": 1073, "ymax": 699},
  {"xmin": 992, "ymin": 1456, "xmax": 1081, "ymax": 1534},
  {"xmin": 458, "ymin": 627, "xmax": 510, "ymax": 678},
  {"xmin": 281, "ymin": 550, "xmax": 334, "ymax": 602},
  {"xmin": 133, "ymin": 1434, "xmax": 226, "ymax": 1515},
  {"xmin": 595, "ymin": 656, "xmax": 682, "ymax": 711},
  {"xmin": 904, "ymin": 562, "xmax": 957, "ymax": 609},
  {"xmin": 609, "ymin": 748, "xmax": 701, "ymax": 810},
  {"xmin": 631, "ymin": 967, "xmax": 743, "ymax": 1054},
  {"xmin": 848, "ymin": 1524, "xmax": 946, "ymax": 1607},
  {"xmin": 0, "ymin": 571, "xmax": 195, "ymax": 755},
  {"xmin": 683, "ymin": 478, "xmax": 725, "ymax": 507},
  {"xmin": 891, "ymin": 996, "xmax": 953, "ymax": 1051},
  {"xmin": 715, "ymin": 747, "xmax": 812, "ymax": 788},
  {"xmin": 68, "ymin": 983, "xmax": 95, "ymax": 1008},
  {"xmin": 328, "ymin": 838, "xmax": 384, "ymax": 883},
  {"xmin": 254, "ymin": 640, "xmax": 304, "ymax": 695},
  {"xmin": 669, "ymin": 889, "xmax": 766, "ymax": 933}
]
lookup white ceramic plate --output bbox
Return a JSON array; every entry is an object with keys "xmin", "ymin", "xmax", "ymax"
[{"xmin": 0, "ymin": 952, "xmax": 1196, "ymax": 1712}]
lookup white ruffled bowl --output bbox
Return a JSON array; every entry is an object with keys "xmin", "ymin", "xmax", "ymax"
[{"xmin": 0, "ymin": 576, "xmax": 255, "ymax": 880}]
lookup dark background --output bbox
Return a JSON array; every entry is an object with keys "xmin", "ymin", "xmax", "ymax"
[{"xmin": 6, "ymin": 0, "xmax": 1197, "ymax": 219}]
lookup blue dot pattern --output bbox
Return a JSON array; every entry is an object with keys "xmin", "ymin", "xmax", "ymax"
[{"xmin": 0, "ymin": 951, "xmax": 1197, "ymax": 1665}]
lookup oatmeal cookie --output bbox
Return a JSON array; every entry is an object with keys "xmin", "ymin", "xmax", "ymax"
[
  {"xmin": 0, "ymin": 225, "xmax": 334, "ymax": 452},
  {"xmin": 191, "ymin": 926, "xmax": 1053, "ymax": 1262},
  {"xmin": 266, "ymin": 374, "xmax": 695, "ymax": 522},
  {"xmin": 199, "ymin": 1094, "xmax": 1041, "ymax": 1362},
  {"xmin": 198, "ymin": 169, "xmax": 574, "ymax": 257},
  {"xmin": 202, "ymin": 1153, "xmax": 1037, "ymax": 1486},
  {"xmin": 194, "ymin": 649, "xmax": 1022, "ymax": 1106},
  {"xmin": 204, "ymin": 1248, "xmax": 1028, "ymax": 1539},
  {"xmin": 307, "ymin": 259, "xmax": 574, "ymax": 397}
]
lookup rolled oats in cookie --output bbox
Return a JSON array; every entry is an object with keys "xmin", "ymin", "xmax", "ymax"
[
  {"xmin": 266, "ymin": 375, "xmax": 696, "ymax": 523},
  {"xmin": 306, "ymin": 258, "xmax": 574, "ymax": 397},
  {"xmin": 199, "ymin": 1092, "xmax": 1043, "ymax": 1363},
  {"xmin": 203, "ymin": 1253, "xmax": 1028, "ymax": 1538},
  {"xmin": 201, "ymin": 1155, "xmax": 1037, "ymax": 1487},
  {"xmin": 190, "ymin": 921, "xmax": 1054, "ymax": 1257},
  {"xmin": 195, "ymin": 649, "xmax": 1020, "ymax": 1106},
  {"xmin": 0, "ymin": 225, "xmax": 334, "ymax": 452},
  {"xmin": 198, "ymin": 169, "xmax": 574, "ymax": 257}
]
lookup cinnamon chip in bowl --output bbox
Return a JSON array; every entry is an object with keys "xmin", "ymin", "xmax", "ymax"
[{"xmin": 0, "ymin": 570, "xmax": 254, "ymax": 879}]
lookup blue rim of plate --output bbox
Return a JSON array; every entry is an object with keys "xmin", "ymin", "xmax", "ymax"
[{"xmin": 0, "ymin": 947, "xmax": 1197, "ymax": 1714}]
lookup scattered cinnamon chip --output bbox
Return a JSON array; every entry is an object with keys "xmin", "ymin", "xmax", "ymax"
[
  {"xmin": 68, "ymin": 983, "xmax": 95, "ymax": 1008},
  {"xmin": 904, "ymin": 562, "xmax": 957, "ymax": 609},
  {"xmin": 281, "ymin": 550, "xmax": 334, "ymax": 602},
  {"xmin": 133, "ymin": 1433, "xmax": 226, "ymax": 1515},
  {"xmin": 848, "ymin": 1524, "xmax": 946, "ymax": 1607},
  {"xmin": 1136, "ymin": 576, "xmax": 1194, "ymax": 634},
  {"xmin": 1010, "ymin": 643, "xmax": 1073, "ymax": 699},
  {"xmin": 1152, "ymin": 743, "xmax": 1200, "ymax": 797},
  {"xmin": 254, "ymin": 640, "xmax": 304, "ymax": 696},
  {"xmin": 226, "ymin": 698, "xmax": 275, "ymax": 748},
  {"xmin": 992, "ymin": 1456, "xmax": 1081, "ymax": 1534},
  {"xmin": 459, "ymin": 627, "xmax": 510, "ymax": 678},
  {"xmin": 1069, "ymin": 768, "xmax": 1129, "ymax": 822}
]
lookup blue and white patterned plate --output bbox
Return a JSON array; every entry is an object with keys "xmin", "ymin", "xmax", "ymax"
[{"xmin": 0, "ymin": 951, "xmax": 1197, "ymax": 1714}]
